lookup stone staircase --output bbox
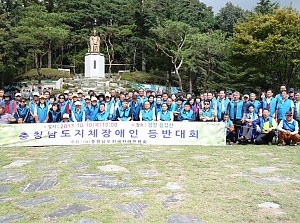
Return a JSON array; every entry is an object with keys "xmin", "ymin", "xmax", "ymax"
[{"xmin": 63, "ymin": 73, "xmax": 128, "ymax": 94}]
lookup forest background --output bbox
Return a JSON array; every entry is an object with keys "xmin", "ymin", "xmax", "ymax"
[{"xmin": 1, "ymin": 0, "xmax": 300, "ymax": 95}]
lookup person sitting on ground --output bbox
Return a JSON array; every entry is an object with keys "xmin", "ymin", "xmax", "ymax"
[
  {"xmin": 46, "ymin": 103, "xmax": 62, "ymax": 123},
  {"xmin": 239, "ymin": 104, "xmax": 258, "ymax": 142},
  {"xmin": 62, "ymin": 113, "xmax": 69, "ymax": 122},
  {"xmin": 14, "ymin": 98, "xmax": 31, "ymax": 123},
  {"xmin": 277, "ymin": 111, "xmax": 300, "ymax": 146},
  {"xmin": 199, "ymin": 99, "xmax": 215, "ymax": 122},
  {"xmin": 179, "ymin": 103, "xmax": 194, "ymax": 121},
  {"xmin": 222, "ymin": 113, "xmax": 235, "ymax": 145},
  {"xmin": 116, "ymin": 99, "xmax": 132, "ymax": 121},
  {"xmin": 96, "ymin": 103, "xmax": 109, "ymax": 121},
  {"xmin": 157, "ymin": 103, "xmax": 174, "ymax": 121},
  {"xmin": 139, "ymin": 101, "xmax": 156, "ymax": 121},
  {"xmin": 71, "ymin": 101, "xmax": 86, "ymax": 122},
  {"xmin": 252, "ymin": 109, "xmax": 277, "ymax": 145}
]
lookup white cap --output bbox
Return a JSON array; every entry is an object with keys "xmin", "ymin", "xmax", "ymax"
[
  {"xmin": 64, "ymin": 90, "xmax": 69, "ymax": 94},
  {"xmin": 85, "ymin": 95, "xmax": 90, "ymax": 100},
  {"xmin": 74, "ymin": 101, "xmax": 81, "ymax": 106},
  {"xmin": 77, "ymin": 89, "xmax": 83, "ymax": 94},
  {"xmin": 33, "ymin": 92, "xmax": 40, "ymax": 97},
  {"xmin": 72, "ymin": 93, "xmax": 78, "ymax": 98},
  {"xmin": 91, "ymin": 97, "xmax": 98, "ymax": 101},
  {"xmin": 15, "ymin": 93, "xmax": 21, "ymax": 97},
  {"xmin": 105, "ymin": 92, "xmax": 111, "ymax": 97},
  {"xmin": 62, "ymin": 113, "xmax": 69, "ymax": 119}
]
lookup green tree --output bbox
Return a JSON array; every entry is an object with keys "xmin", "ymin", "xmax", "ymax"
[
  {"xmin": 254, "ymin": 0, "xmax": 279, "ymax": 14},
  {"xmin": 151, "ymin": 20, "xmax": 195, "ymax": 91},
  {"xmin": 217, "ymin": 2, "xmax": 248, "ymax": 35},
  {"xmin": 230, "ymin": 8, "xmax": 300, "ymax": 90},
  {"xmin": 11, "ymin": 4, "xmax": 69, "ymax": 86}
]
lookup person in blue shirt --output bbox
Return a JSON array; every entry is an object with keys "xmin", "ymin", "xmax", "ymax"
[
  {"xmin": 139, "ymin": 101, "xmax": 156, "ymax": 121},
  {"xmin": 260, "ymin": 89, "xmax": 277, "ymax": 118},
  {"xmin": 34, "ymin": 95, "xmax": 48, "ymax": 123},
  {"xmin": 157, "ymin": 103, "xmax": 173, "ymax": 121},
  {"xmin": 275, "ymin": 85, "xmax": 287, "ymax": 101},
  {"xmin": 199, "ymin": 99, "xmax": 216, "ymax": 122},
  {"xmin": 277, "ymin": 111, "xmax": 300, "ymax": 146},
  {"xmin": 276, "ymin": 90, "xmax": 294, "ymax": 124},
  {"xmin": 216, "ymin": 90, "xmax": 230, "ymax": 122},
  {"xmin": 166, "ymin": 98, "xmax": 175, "ymax": 112},
  {"xmin": 116, "ymin": 99, "xmax": 132, "ymax": 121},
  {"xmin": 246, "ymin": 93, "xmax": 261, "ymax": 115},
  {"xmin": 47, "ymin": 103, "xmax": 62, "ymax": 123},
  {"xmin": 88, "ymin": 97, "xmax": 99, "ymax": 121},
  {"xmin": 138, "ymin": 88, "xmax": 148, "ymax": 104},
  {"xmin": 130, "ymin": 95, "xmax": 142, "ymax": 121},
  {"xmin": 96, "ymin": 103, "xmax": 109, "ymax": 121},
  {"xmin": 173, "ymin": 97, "xmax": 183, "ymax": 121},
  {"xmin": 239, "ymin": 104, "xmax": 257, "ymax": 142},
  {"xmin": 71, "ymin": 101, "xmax": 86, "ymax": 122},
  {"xmin": 14, "ymin": 98, "xmax": 31, "ymax": 123},
  {"xmin": 179, "ymin": 103, "xmax": 194, "ymax": 121},
  {"xmin": 227, "ymin": 91, "xmax": 244, "ymax": 142},
  {"xmin": 154, "ymin": 97, "xmax": 162, "ymax": 118},
  {"xmin": 222, "ymin": 113, "xmax": 235, "ymax": 145},
  {"xmin": 148, "ymin": 95, "xmax": 156, "ymax": 110}
]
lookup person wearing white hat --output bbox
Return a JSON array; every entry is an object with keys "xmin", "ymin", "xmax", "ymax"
[
  {"xmin": 34, "ymin": 95, "xmax": 48, "ymax": 123},
  {"xmin": 62, "ymin": 113, "xmax": 70, "ymax": 122},
  {"xmin": 71, "ymin": 101, "xmax": 85, "ymax": 122},
  {"xmin": 14, "ymin": 93, "xmax": 22, "ymax": 106},
  {"xmin": 88, "ymin": 97, "xmax": 99, "ymax": 121}
]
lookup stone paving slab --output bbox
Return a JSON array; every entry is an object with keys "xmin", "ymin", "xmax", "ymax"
[
  {"xmin": 14, "ymin": 196, "xmax": 55, "ymax": 208},
  {"xmin": 97, "ymin": 165, "xmax": 128, "ymax": 172},
  {"xmin": 258, "ymin": 202, "xmax": 280, "ymax": 209},
  {"xmin": 45, "ymin": 204, "xmax": 91, "ymax": 219},
  {"xmin": 70, "ymin": 173, "xmax": 116, "ymax": 182},
  {"xmin": 20, "ymin": 179, "xmax": 59, "ymax": 193},
  {"xmin": 0, "ymin": 170, "xmax": 27, "ymax": 183},
  {"xmin": 2, "ymin": 160, "xmax": 33, "ymax": 169},
  {"xmin": 0, "ymin": 214, "xmax": 26, "ymax": 223},
  {"xmin": 0, "ymin": 185, "xmax": 11, "ymax": 194},
  {"xmin": 250, "ymin": 166, "xmax": 280, "ymax": 174},
  {"xmin": 167, "ymin": 214, "xmax": 202, "ymax": 223},
  {"xmin": 113, "ymin": 202, "xmax": 148, "ymax": 219}
]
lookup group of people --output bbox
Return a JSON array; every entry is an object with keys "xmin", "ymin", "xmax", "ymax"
[{"xmin": 0, "ymin": 85, "xmax": 300, "ymax": 146}]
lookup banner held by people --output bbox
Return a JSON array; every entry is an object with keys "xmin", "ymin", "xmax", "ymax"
[{"xmin": 0, "ymin": 121, "xmax": 226, "ymax": 147}]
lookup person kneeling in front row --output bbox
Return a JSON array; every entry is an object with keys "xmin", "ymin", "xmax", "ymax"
[
  {"xmin": 277, "ymin": 111, "xmax": 300, "ymax": 146},
  {"xmin": 252, "ymin": 108, "xmax": 277, "ymax": 145}
]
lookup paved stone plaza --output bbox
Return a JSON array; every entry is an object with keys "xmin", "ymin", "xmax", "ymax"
[{"xmin": 0, "ymin": 145, "xmax": 299, "ymax": 223}]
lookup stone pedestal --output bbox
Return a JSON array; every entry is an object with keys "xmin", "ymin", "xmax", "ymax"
[{"xmin": 84, "ymin": 53, "xmax": 105, "ymax": 78}]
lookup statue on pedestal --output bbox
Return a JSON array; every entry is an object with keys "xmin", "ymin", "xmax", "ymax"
[{"xmin": 88, "ymin": 30, "xmax": 100, "ymax": 53}]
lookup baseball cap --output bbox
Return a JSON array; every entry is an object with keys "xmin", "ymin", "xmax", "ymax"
[
  {"xmin": 33, "ymin": 92, "xmax": 40, "ymax": 97},
  {"xmin": 286, "ymin": 111, "xmax": 293, "ymax": 116},
  {"xmin": 226, "ymin": 90, "xmax": 233, "ymax": 95},
  {"xmin": 243, "ymin": 94, "xmax": 249, "ymax": 98},
  {"xmin": 74, "ymin": 101, "xmax": 81, "ymax": 106},
  {"xmin": 15, "ymin": 93, "xmax": 21, "ymax": 97},
  {"xmin": 77, "ymin": 89, "xmax": 83, "ymax": 94},
  {"xmin": 39, "ymin": 95, "xmax": 46, "ymax": 99},
  {"xmin": 91, "ymin": 97, "xmax": 98, "ymax": 101},
  {"xmin": 85, "ymin": 95, "xmax": 90, "ymax": 100},
  {"xmin": 62, "ymin": 113, "xmax": 69, "ymax": 119},
  {"xmin": 72, "ymin": 93, "xmax": 78, "ymax": 98},
  {"xmin": 288, "ymin": 88, "xmax": 295, "ymax": 93},
  {"xmin": 105, "ymin": 92, "xmax": 111, "ymax": 97},
  {"xmin": 64, "ymin": 90, "xmax": 69, "ymax": 94}
]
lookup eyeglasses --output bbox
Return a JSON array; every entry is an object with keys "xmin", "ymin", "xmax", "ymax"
[
  {"xmin": 59, "ymin": 97, "xmax": 64, "ymax": 99},
  {"xmin": 204, "ymin": 103, "xmax": 210, "ymax": 105},
  {"xmin": 21, "ymin": 101, "xmax": 26, "ymax": 103}
]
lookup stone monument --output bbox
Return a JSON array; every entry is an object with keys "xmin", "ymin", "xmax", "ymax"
[{"xmin": 84, "ymin": 30, "xmax": 105, "ymax": 78}]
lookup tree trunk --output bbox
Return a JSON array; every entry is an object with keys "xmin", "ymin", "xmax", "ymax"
[
  {"xmin": 142, "ymin": 50, "xmax": 146, "ymax": 72},
  {"xmin": 48, "ymin": 46, "xmax": 52, "ymax": 68},
  {"xmin": 175, "ymin": 66, "xmax": 183, "ymax": 92},
  {"xmin": 35, "ymin": 53, "xmax": 43, "ymax": 89},
  {"xmin": 189, "ymin": 73, "xmax": 192, "ymax": 94}
]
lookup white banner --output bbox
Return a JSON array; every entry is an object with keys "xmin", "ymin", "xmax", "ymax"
[{"xmin": 0, "ymin": 121, "xmax": 226, "ymax": 147}]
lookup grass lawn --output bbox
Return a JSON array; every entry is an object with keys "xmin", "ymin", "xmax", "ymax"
[{"xmin": 0, "ymin": 144, "xmax": 299, "ymax": 223}]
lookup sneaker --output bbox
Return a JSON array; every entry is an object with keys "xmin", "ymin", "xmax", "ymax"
[
  {"xmin": 277, "ymin": 143, "xmax": 284, "ymax": 146},
  {"xmin": 290, "ymin": 143, "xmax": 296, "ymax": 146}
]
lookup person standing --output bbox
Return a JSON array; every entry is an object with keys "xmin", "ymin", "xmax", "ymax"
[{"xmin": 275, "ymin": 90, "xmax": 294, "ymax": 124}]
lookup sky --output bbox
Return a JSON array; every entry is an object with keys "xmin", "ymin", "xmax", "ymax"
[{"xmin": 200, "ymin": 0, "xmax": 300, "ymax": 14}]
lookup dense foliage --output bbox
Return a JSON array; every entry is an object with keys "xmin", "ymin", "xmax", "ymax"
[{"xmin": 0, "ymin": 0, "xmax": 299, "ymax": 94}]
